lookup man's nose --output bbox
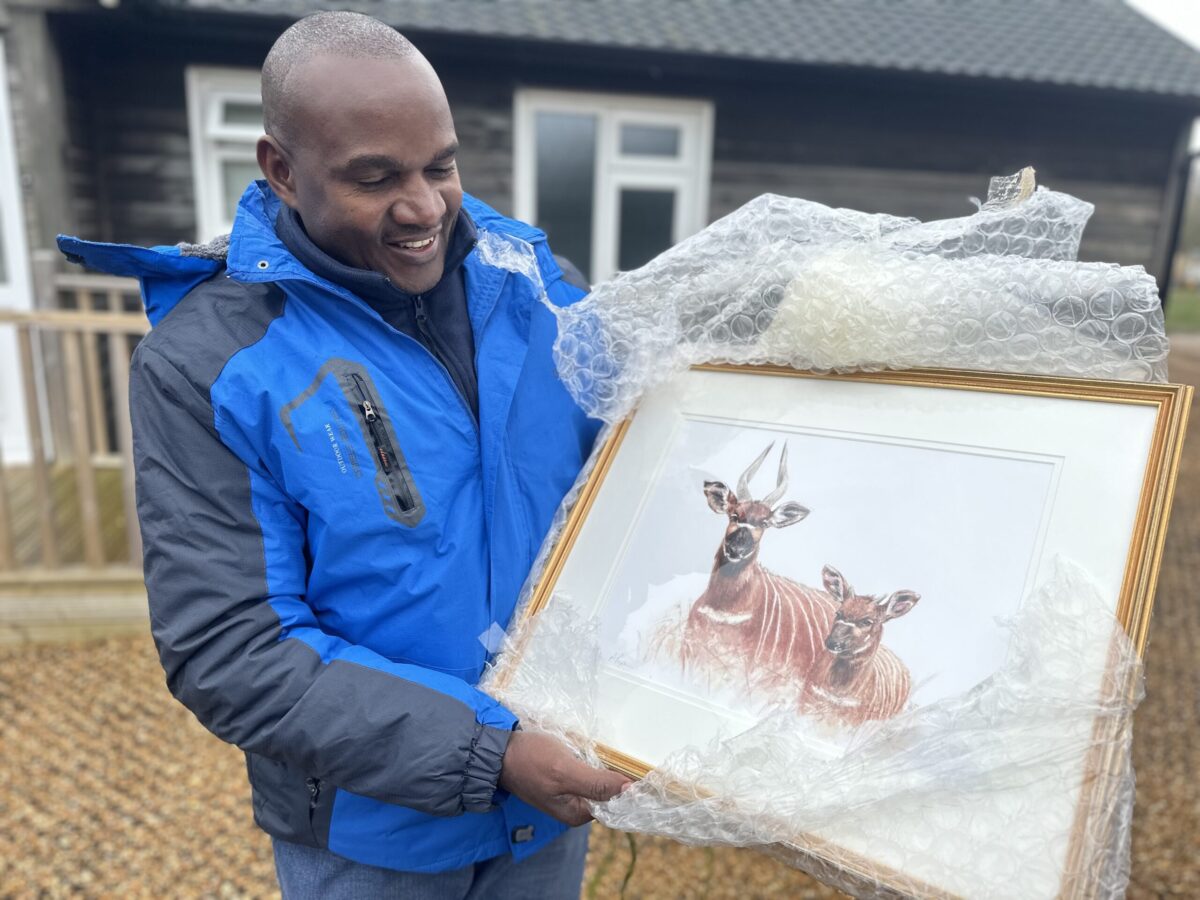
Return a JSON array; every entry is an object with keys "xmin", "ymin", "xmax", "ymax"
[{"xmin": 390, "ymin": 181, "xmax": 445, "ymax": 230}]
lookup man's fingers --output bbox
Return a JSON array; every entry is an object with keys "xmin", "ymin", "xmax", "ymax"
[
  {"xmin": 589, "ymin": 769, "xmax": 632, "ymax": 802},
  {"xmin": 558, "ymin": 796, "xmax": 595, "ymax": 827},
  {"xmin": 503, "ymin": 731, "xmax": 633, "ymax": 826},
  {"xmin": 560, "ymin": 763, "xmax": 632, "ymax": 802}
]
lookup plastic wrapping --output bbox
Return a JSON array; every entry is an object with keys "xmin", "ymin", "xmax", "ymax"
[
  {"xmin": 481, "ymin": 172, "xmax": 1157, "ymax": 898},
  {"xmin": 486, "ymin": 561, "xmax": 1139, "ymax": 899},
  {"xmin": 547, "ymin": 172, "xmax": 1167, "ymax": 425}
]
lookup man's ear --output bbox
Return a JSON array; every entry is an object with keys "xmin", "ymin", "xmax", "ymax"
[
  {"xmin": 703, "ymin": 481, "xmax": 734, "ymax": 515},
  {"xmin": 257, "ymin": 135, "xmax": 298, "ymax": 208}
]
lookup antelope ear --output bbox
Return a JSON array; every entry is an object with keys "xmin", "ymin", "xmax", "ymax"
[
  {"xmin": 703, "ymin": 481, "xmax": 734, "ymax": 514},
  {"xmin": 883, "ymin": 590, "xmax": 920, "ymax": 621},
  {"xmin": 822, "ymin": 565, "xmax": 850, "ymax": 603},
  {"xmin": 770, "ymin": 501, "xmax": 810, "ymax": 529}
]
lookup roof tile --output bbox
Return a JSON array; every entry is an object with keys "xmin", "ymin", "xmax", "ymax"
[{"xmin": 150, "ymin": 0, "xmax": 1200, "ymax": 99}]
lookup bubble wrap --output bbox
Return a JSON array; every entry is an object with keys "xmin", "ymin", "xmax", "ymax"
[
  {"xmin": 486, "ymin": 556, "xmax": 1140, "ymax": 899},
  {"xmin": 477, "ymin": 173, "xmax": 1155, "ymax": 897},
  {"xmin": 538, "ymin": 170, "xmax": 1168, "ymax": 424}
]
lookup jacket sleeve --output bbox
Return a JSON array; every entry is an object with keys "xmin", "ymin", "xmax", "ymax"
[{"xmin": 129, "ymin": 342, "xmax": 514, "ymax": 816}]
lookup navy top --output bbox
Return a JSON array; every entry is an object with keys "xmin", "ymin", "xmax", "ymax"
[{"xmin": 277, "ymin": 204, "xmax": 480, "ymax": 420}]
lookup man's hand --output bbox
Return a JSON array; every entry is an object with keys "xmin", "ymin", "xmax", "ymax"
[{"xmin": 498, "ymin": 731, "xmax": 632, "ymax": 827}]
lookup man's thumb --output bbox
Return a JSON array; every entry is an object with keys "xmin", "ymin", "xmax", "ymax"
[{"xmin": 577, "ymin": 768, "xmax": 632, "ymax": 802}]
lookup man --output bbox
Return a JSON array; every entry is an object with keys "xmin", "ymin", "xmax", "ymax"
[{"xmin": 58, "ymin": 10, "xmax": 629, "ymax": 898}]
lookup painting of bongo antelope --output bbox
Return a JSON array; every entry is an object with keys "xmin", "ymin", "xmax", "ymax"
[
  {"xmin": 601, "ymin": 415, "xmax": 1054, "ymax": 734},
  {"xmin": 656, "ymin": 441, "xmax": 924, "ymax": 726}
]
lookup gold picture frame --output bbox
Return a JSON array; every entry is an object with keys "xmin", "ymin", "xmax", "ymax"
[{"xmin": 494, "ymin": 365, "xmax": 1191, "ymax": 898}]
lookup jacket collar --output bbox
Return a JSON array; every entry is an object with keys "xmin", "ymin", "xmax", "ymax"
[
  {"xmin": 56, "ymin": 181, "xmax": 558, "ymax": 327},
  {"xmin": 274, "ymin": 201, "xmax": 478, "ymax": 308},
  {"xmin": 224, "ymin": 182, "xmax": 539, "ymax": 301}
]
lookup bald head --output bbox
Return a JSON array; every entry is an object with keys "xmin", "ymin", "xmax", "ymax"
[
  {"xmin": 255, "ymin": 11, "xmax": 462, "ymax": 295},
  {"xmin": 262, "ymin": 11, "xmax": 419, "ymax": 142}
]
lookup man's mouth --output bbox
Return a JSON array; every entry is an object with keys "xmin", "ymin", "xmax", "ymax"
[
  {"xmin": 396, "ymin": 237, "xmax": 435, "ymax": 250},
  {"xmin": 387, "ymin": 233, "xmax": 440, "ymax": 258}
]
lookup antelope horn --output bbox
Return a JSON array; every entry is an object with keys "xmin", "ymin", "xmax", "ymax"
[
  {"xmin": 763, "ymin": 442, "xmax": 790, "ymax": 507},
  {"xmin": 737, "ymin": 442, "xmax": 774, "ymax": 500}
]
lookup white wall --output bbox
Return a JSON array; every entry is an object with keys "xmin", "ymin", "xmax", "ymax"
[{"xmin": 0, "ymin": 35, "xmax": 35, "ymax": 464}]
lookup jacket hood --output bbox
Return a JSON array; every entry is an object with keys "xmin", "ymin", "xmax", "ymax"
[
  {"xmin": 57, "ymin": 181, "xmax": 550, "ymax": 327},
  {"xmin": 55, "ymin": 236, "xmax": 222, "ymax": 327}
]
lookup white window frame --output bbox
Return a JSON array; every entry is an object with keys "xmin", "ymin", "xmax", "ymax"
[
  {"xmin": 0, "ymin": 35, "xmax": 36, "ymax": 463},
  {"xmin": 185, "ymin": 66, "xmax": 263, "ymax": 241},
  {"xmin": 514, "ymin": 89, "xmax": 713, "ymax": 283}
]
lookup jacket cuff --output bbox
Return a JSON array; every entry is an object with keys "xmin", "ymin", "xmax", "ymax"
[{"xmin": 461, "ymin": 722, "xmax": 513, "ymax": 813}]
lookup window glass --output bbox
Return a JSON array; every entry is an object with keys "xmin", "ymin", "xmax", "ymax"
[
  {"xmin": 222, "ymin": 100, "xmax": 263, "ymax": 127},
  {"xmin": 517, "ymin": 91, "xmax": 711, "ymax": 282},
  {"xmin": 221, "ymin": 159, "xmax": 262, "ymax": 223},
  {"xmin": 620, "ymin": 124, "xmax": 680, "ymax": 157},
  {"xmin": 618, "ymin": 189, "xmax": 675, "ymax": 271},
  {"xmin": 535, "ymin": 111, "xmax": 597, "ymax": 281}
]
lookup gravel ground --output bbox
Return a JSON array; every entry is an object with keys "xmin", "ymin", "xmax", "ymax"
[{"xmin": 2, "ymin": 341, "xmax": 1198, "ymax": 899}]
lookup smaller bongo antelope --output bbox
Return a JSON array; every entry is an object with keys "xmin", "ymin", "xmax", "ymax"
[{"xmin": 801, "ymin": 564, "xmax": 921, "ymax": 726}]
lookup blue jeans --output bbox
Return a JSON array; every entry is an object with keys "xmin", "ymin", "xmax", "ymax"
[{"xmin": 272, "ymin": 825, "xmax": 590, "ymax": 899}]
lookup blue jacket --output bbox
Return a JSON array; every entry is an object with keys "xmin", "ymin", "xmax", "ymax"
[{"xmin": 57, "ymin": 182, "xmax": 600, "ymax": 872}]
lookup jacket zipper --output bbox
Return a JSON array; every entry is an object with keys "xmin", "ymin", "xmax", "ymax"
[
  {"xmin": 305, "ymin": 776, "xmax": 323, "ymax": 840},
  {"xmin": 408, "ymin": 236, "xmax": 480, "ymax": 431},
  {"xmin": 348, "ymin": 373, "xmax": 417, "ymax": 512},
  {"xmin": 382, "ymin": 280, "xmax": 479, "ymax": 431},
  {"xmin": 414, "ymin": 293, "xmax": 479, "ymax": 428}
]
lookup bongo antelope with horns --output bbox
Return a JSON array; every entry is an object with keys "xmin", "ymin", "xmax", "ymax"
[
  {"xmin": 801, "ymin": 564, "xmax": 921, "ymax": 725},
  {"xmin": 681, "ymin": 442, "xmax": 837, "ymax": 687}
]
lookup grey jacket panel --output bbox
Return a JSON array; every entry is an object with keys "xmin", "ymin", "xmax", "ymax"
[
  {"xmin": 130, "ymin": 277, "xmax": 512, "ymax": 820},
  {"xmin": 247, "ymin": 752, "xmax": 331, "ymax": 848}
]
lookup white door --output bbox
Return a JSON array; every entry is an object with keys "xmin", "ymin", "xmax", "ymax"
[{"xmin": 0, "ymin": 35, "xmax": 34, "ymax": 464}]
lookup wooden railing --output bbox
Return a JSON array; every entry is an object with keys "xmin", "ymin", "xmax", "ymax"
[{"xmin": 0, "ymin": 273, "xmax": 148, "ymax": 580}]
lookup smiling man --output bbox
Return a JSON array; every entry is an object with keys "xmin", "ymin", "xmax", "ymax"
[
  {"xmin": 57, "ymin": 10, "xmax": 628, "ymax": 900},
  {"xmin": 260, "ymin": 33, "xmax": 465, "ymax": 295}
]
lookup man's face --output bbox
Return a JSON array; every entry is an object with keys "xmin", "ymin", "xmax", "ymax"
[{"xmin": 266, "ymin": 54, "xmax": 463, "ymax": 295}]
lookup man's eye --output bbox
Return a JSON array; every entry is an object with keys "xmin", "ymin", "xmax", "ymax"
[
  {"xmin": 357, "ymin": 176, "xmax": 390, "ymax": 188},
  {"xmin": 428, "ymin": 165, "xmax": 457, "ymax": 179}
]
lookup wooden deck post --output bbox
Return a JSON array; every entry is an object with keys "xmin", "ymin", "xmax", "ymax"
[
  {"xmin": 77, "ymin": 289, "xmax": 112, "ymax": 455},
  {"xmin": 17, "ymin": 326, "xmax": 58, "ymax": 568},
  {"xmin": 61, "ymin": 330, "xmax": 105, "ymax": 567},
  {"xmin": 0, "ymin": 439, "xmax": 13, "ymax": 570},
  {"xmin": 106, "ymin": 306, "xmax": 141, "ymax": 565}
]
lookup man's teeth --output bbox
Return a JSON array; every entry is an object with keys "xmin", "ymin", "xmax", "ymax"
[{"xmin": 397, "ymin": 237, "xmax": 435, "ymax": 249}]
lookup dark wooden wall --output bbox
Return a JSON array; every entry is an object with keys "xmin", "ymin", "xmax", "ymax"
[
  {"xmin": 41, "ymin": 9, "xmax": 1194, "ymax": 273},
  {"xmin": 51, "ymin": 12, "xmax": 256, "ymax": 247},
  {"xmin": 703, "ymin": 66, "xmax": 1184, "ymax": 268}
]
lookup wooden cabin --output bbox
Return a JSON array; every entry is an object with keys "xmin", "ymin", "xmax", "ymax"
[{"xmin": 5, "ymin": 0, "xmax": 1200, "ymax": 283}]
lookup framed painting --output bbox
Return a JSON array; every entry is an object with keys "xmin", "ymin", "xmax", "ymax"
[{"xmin": 497, "ymin": 364, "xmax": 1191, "ymax": 898}]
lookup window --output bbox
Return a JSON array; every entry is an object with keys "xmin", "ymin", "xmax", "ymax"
[
  {"xmin": 515, "ymin": 90, "xmax": 713, "ymax": 284},
  {"xmin": 185, "ymin": 67, "xmax": 264, "ymax": 240}
]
